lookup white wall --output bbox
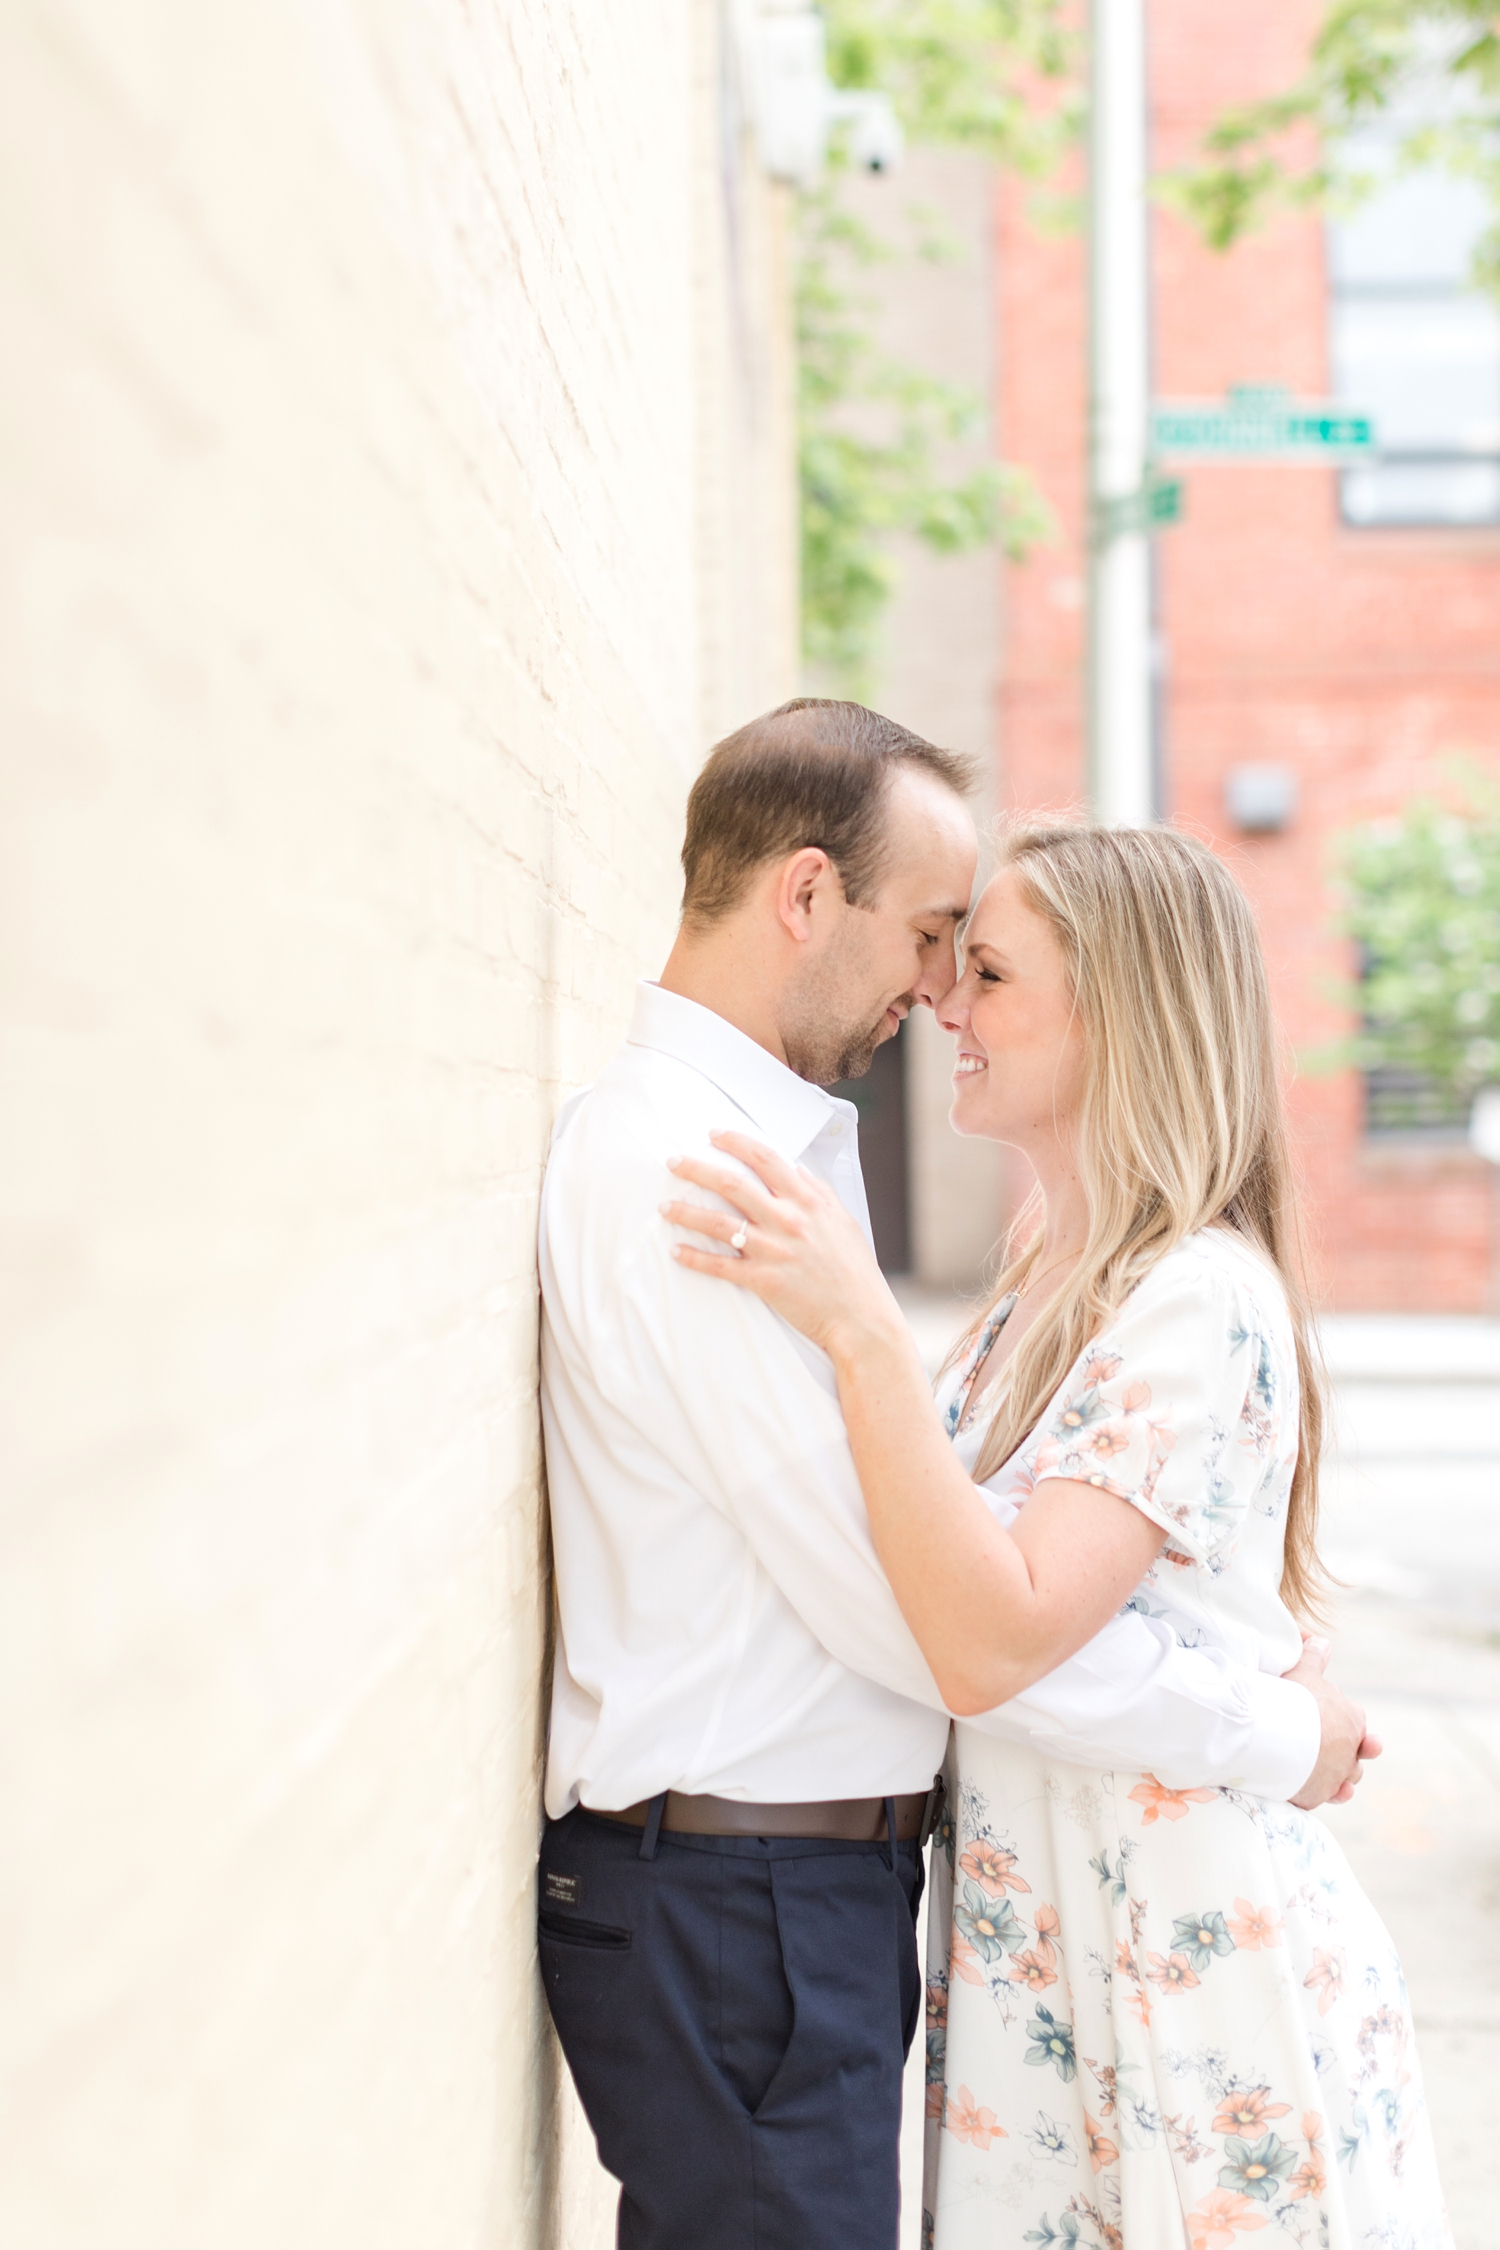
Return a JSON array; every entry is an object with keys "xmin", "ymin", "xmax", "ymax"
[{"xmin": 0, "ymin": 4, "xmax": 795, "ymax": 2243}]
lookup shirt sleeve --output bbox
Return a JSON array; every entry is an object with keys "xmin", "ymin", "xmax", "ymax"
[
  {"xmin": 1025, "ymin": 1254, "xmax": 1277, "ymax": 1566},
  {"xmin": 964, "ymin": 1613, "xmax": 1318, "ymax": 1798},
  {"xmin": 617, "ymin": 1207, "xmax": 1314, "ymax": 1803}
]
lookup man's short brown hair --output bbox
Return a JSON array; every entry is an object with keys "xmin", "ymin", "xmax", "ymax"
[{"xmin": 680, "ymin": 699, "xmax": 976, "ymax": 924}]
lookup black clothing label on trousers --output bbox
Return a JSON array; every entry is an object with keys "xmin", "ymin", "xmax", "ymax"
[{"xmin": 544, "ymin": 1870, "xmax": 581, "ymax": 1907}]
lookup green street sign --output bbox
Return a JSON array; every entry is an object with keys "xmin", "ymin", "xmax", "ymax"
[
  {"xmin": 1098, "ymin": 473, "xmax": 1184, "ymax": 538},
  {"xmin": 1145, "ymin": 476, "xmax": 1184, "ymax": 525},
  {"xmin": 1151, "ymin": 385, "xmax": 1376, "ymax": 461}
]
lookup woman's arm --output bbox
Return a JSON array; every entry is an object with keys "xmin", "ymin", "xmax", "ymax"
[{"xmin": 662, "ymin": 1132, "xmax": 1165, "ymax": 1713}]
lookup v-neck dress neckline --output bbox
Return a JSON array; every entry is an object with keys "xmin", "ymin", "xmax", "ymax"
[{"xmin": 942, "ymin": 1291, "xmax": 1018, "ymax": 1439}]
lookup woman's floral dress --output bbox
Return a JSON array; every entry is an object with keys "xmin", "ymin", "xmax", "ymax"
[{"xmin": 922, "ymin": 1230, "xmax": 1450, "ymax": 2250}]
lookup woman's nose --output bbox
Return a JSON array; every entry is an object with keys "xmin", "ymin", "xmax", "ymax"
[{"xmin": 935, "ymin": 979, "xmax": 967, "ymax": 1035}]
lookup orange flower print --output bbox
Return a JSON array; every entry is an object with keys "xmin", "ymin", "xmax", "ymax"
[
  {"xmin": 1121, "ymin": 1379, "xmax": 1151, "ymax": 1412},
  {"xmin": 959, "ymin": 1840, "xmax": 1031, "ymax": 1897},
  {"xmin": 1186, "ymin": 2189, "xmax": 1271, "ymax": 2248},
  {"xmin": 945, "ymin": 2084, "xmax": 1005, "ymax": 2149},
  {"xmin": 1304, "ymin": 1947, "xmax": 1346, "ymax": 2017},
  {"xmin": 1082, "ymin": 1351, "xmax": 1124, "ymax": 1386},
  {"xmin": 1227, "ymin": 1900, "xmax": 1283, "ymax": 1951},
  {"xmin": 1287, "ymin": 2108, "xmax": 1326, "ymax": 2196},
  {"xmin": 949, "ymin": 1927, "xmax": 984, "ymax": 1988},
  {"xmin": 1146, "ymin": 1950, "xmax": 1200, "ymax": 1996},
  {"xmin": 1089, "ymin": 1421, "xmax": 1132, "ymax": 1460},
  {"xmin": 1114, "ymin": 1939, "xmax": 1153, "ymax": 2026},
  {"xmin": 1085, "ymin": 2113, "xmax": 1119, "ymax": 2173},
  {"xmin": 1009, "ymin": 1902, "xmax": 1060, "ymax": 1990},
  {"xmin": 1008, "ymin": 1943, "xmax": 1058, "ymax": 1993},
  {"xmin": 1128, "ymin": 1775, "xmax": 1219, "ymax": 1825},
  {"xmin": 925, "ymin": 2080, "xmax": 944, "ymax": 2119},
  {"xmin": 1211, "ymin": 2086, "xmax": 1292, "ymax": 2137}
]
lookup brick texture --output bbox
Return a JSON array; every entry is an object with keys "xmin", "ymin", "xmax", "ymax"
[{"xmin": 0, "ymin": 4, "xmax": 796, "ymax": 2244}]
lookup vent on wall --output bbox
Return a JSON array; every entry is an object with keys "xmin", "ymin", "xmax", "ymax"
[{"xmin": 1225, "ymin": 765, "xmax": 1298, "ymax": 835}]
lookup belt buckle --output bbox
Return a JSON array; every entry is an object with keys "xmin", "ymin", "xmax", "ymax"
[{"xmin": 918, "ymin": 1773, "xmax": 946, "ymax": 1849}]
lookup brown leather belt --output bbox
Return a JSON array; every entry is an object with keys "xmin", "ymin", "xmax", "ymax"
[{"xmin": 587, "ymin": 1778, "xmax": 945, "ymax": 1846}]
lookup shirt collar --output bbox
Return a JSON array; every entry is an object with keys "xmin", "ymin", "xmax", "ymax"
[{"xmin": 626, "ymin": 982, "xmax": 854, "ymax": 1162}]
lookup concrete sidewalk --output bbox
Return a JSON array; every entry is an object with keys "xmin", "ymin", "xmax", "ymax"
[
  {"xmin": 1317, "ymin": 1316, "xmax": 1500, "ymax": 2247},
  {"xmin": 895, "ymin": 1295, "xmax": 1500, "ymax": 2248}
]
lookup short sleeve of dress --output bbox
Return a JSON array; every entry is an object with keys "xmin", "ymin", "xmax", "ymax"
[{"xmin": 1025, "ymin": 1244, "xmax": 1287, "ymax": 1567}]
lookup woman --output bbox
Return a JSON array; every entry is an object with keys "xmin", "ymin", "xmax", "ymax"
[{"xmin": 661, "ymin": 824, "xmax": 1448, "ymax": 2250}]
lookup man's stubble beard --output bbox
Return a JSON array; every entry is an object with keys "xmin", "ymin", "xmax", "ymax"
[
  {"xmin": 778, "ymin": 907, "xmax": 917, "ymax": 1085},
  {"xmin": 783, "ymin": 1008, "xmax": 892, "ymax": 1087},
  {"xmin": 832, "ymin": 1009, "xmax": 899, "ymax": 1085},
  {"xmin": 780, "ymin": 958, "xmax": 911, "ymax": 1087}
]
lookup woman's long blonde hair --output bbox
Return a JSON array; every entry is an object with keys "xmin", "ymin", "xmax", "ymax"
[{"xmin": 959, "ymin": 821, "xmax": 1327, "ymax": 1620}]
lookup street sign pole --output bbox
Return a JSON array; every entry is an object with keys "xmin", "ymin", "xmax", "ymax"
[{"xmin": 1087, "ymin": 0, "xmax": 1153, "ymax": 828}]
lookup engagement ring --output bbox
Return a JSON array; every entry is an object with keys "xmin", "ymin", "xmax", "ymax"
[{"xmin": 729, "ymin": 1222, "xmax": 749, "ymax": 1251}]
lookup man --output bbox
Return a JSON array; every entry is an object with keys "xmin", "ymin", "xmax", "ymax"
[{"xmin": 537, "ymin": 700, "xmax": 1369, "ymax": 2250}]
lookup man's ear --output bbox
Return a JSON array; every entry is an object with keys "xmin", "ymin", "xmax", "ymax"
[{"xmin": 775, "ymin": 847, "xmax": 837, "ymax": 945}]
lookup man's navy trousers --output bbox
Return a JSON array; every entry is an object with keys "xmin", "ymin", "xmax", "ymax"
[{"xmin": 538, "ymin": 1803, "xmax": 926, "ymax": 2249}]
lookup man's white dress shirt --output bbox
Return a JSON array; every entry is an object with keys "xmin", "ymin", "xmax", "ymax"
[{"xmin": 540, "ymin": 983, "xmax": 1319, "ymax": 1820}]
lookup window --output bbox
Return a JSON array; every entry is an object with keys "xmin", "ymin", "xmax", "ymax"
[
  {"xmin": 1329, "ymin": 150, "xmax": 1500, "ymax": 527},
  {"xmin": 1363, "ymin": 1064, "xmax": 1469, "ymax": 1136}
]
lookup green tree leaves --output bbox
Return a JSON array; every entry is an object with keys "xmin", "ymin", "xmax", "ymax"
[
  {"xmin": 1166, "ymin": 2, "xmax": 1500, "ymax": 297},
  {"xmin": 797, "ymin": 2, "xmax": 1073, "ymax": 686}
]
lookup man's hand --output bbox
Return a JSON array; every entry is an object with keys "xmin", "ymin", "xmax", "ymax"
[{"xmin": 1284, "ymin": 1634, "xmax": 1383, "ymax": 1810}]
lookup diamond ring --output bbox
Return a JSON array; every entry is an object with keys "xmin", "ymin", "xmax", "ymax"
[{"xmin": 729, "ymin": 1221, "xmax": 750, "ymax": 1252}]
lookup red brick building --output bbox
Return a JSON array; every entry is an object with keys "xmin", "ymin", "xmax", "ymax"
[{"xmin": 998, "ymin": 0, "xmax": 1500, "ymax": 1309}]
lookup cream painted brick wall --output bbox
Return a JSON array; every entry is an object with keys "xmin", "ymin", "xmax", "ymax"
[{"xmin": 0, "ymin": 4, "xmax": 795, "ymax": 2244}]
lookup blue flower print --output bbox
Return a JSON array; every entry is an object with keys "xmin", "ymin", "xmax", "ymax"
[
  {"xmin": 1171, "ymin": 1909, "xmax": 1237, "ymax": 1971},
  {"xmin": 1218, "ymin": 2131, "xmax": 1297, "ymax": 2200},
  {"xmin": 1024, "ymin": 2005, "xmax": 1078, "ymax": 2082},
  {"xmin": 954, "ymin": 1882, "xmax": 1026, "ymax": 1963}
]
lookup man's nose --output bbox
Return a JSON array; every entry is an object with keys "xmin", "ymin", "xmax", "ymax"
[
  {"xmin": 912, "ymin": 943, "xmax": 961, "ymax": 1010},
  {"xmin": 933, "ymin": 978, "xmax": 967, "ymax": 1034}
]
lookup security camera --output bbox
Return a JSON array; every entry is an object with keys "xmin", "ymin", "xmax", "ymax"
[
  {"xmin": 826, "ymin": 89, "xmax": 904, "ymax": 174},
  {"xmin": 750, "ymin": 5, "xmax": 905, "ymax": 186}
]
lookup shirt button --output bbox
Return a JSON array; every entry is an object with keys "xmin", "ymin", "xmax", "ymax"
[{"xmin": 828, "ymin": 1122, "xmax": 842, "ymax": 1137}]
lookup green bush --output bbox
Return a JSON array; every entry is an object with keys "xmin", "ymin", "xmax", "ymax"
[{"xmin": 1330, "ymin": 791, "xmax": 1500, "ymax": 1102}]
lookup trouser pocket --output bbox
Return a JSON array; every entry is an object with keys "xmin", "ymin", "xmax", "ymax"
[{"xmin": 539, "ymin": 1909, "xmax": 632, "ymax": 1950}]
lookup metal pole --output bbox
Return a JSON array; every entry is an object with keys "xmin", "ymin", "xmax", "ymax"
[{"xmin": 1087, "ymin": 0, "xmax": 1153, "ymax": 826}]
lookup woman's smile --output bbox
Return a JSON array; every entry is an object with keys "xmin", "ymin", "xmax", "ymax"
[{"xmin": 953, "ymin": 1052, "xmax": 987, "ymax": 1078}]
